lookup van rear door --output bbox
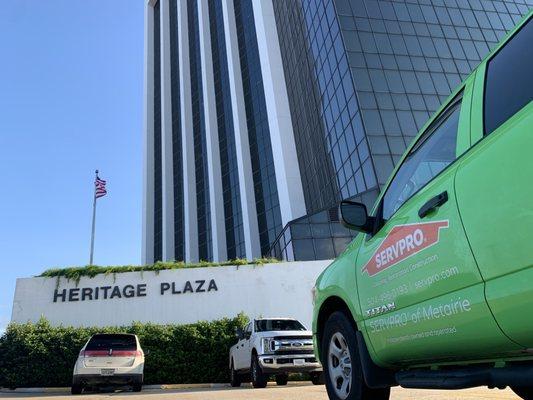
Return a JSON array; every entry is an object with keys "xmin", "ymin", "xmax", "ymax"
[
  {"xmin": 83, "ymin": 334, "xmax": 138, "ymax": 368},
  {"xmin": 455, "ymin": 14, "xmax": 533, "ymax": 348}
]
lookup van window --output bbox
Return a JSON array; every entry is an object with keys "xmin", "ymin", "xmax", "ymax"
[
  {"xmin": 86, "ymin": 334, "xmax": 137, "ymax": 351},
  {"xmin": 382, "ymin": 98, "xmax": 462, "ymax": 220},
  {"xmin": 484, "ymin": 17, "xmax": 532, "ymax": 136}
]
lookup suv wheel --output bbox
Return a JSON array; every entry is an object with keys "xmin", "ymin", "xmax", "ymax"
[
  {"xmin": 251, "ymin": 355, "xmax": 268, "ymax": 388},
  {"xmin": 512, "ymin": 386, "xmax": 533, "ymax": 400},
  {"xmin": 275, "ymin": 374, "xmax": 288, "ymax": 386},
  {"xmin": 230, "ymin": 361, "xmax": 242, "ymax": 387},
  {"xmin": 322, "ymin": 312, "xmax": 390, "ymax": 400},
  {"xmin": 71, "ymin": 384, "xmax": 83, "ymax": 395}
]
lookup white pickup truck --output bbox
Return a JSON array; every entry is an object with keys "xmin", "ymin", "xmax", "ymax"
[{"xmin": 229, "ymin": 318, "xmax": 323, "ymax": 388}]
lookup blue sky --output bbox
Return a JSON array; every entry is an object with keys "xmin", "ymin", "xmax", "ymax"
[{"xmin": 0, "ymin": 1, "xmax": 144, "ymax": 331}]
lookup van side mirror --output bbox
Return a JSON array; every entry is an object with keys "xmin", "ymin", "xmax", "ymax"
[
  {"xmin": 235, "ymin": 328, "xmax": 244, "ymax": 340},
  {"xmin": 339, "ymin": 200, "xmax": 375, "ymax": 234}
]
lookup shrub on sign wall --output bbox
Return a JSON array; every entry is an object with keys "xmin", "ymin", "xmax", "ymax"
[{"xmin": 0, "ymin": 315, "xmax": 247, "ymax": 388}]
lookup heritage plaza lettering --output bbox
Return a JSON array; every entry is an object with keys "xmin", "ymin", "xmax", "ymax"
[{"xmin": 53, "ymin": 279, "xmax": 218, "ymax": 303}]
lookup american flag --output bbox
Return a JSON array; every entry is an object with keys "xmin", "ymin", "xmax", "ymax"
[{"xmin": 95, "ymin": 176, "xmax": 107, "ymax": 199}]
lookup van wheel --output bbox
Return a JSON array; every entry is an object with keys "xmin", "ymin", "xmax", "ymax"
[
  {"xmin": 71, "ymin": 384, "xmax": 83, "ymax": 395},
  {"xmin": 512, "ymin": 386, "xmax": 533, "ymax": 400},
  {"xmin": 251, "ymin": 355, "xmax": 268, "ymax": 388},
  {"xmin": 322, "ymin": 312, "xmax": 390, "ymax": 400},
  {"xmin": 311, "ymin": 371, "xmax": 325, "ymax": 385},
  {"xmin": 230, "ymin": 361, "xmax": 242, "ymax": 387},
  {"xmin": 276, "ymin": 374, "xmax": 288, "ymax": 385}
]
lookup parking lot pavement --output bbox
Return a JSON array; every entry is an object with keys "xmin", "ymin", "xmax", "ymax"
[{"xmin": 0, "ymin": 384, "xmax": 521, "ymax": 400}]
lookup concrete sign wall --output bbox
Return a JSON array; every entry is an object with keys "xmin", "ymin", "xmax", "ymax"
[{"xmin": 11, "ymin": 261, "xmax": 331, "ymax": 329}]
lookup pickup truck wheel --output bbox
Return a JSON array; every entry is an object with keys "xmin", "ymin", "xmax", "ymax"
[
  {"xmin": 512, "ymin": 386, "xmax": 533, "ymax": 400},
  {"xmin": 275, "ymin": 374, "xmax": 288, "ymax": 385},
  {"xmin": 322, "ymin": 312, "xmax": 390, "ymax": 400},
  {"xmin": 230, "ymin": 361, "xmax": 242, "ymax": 387},
  {"xmin": 311, "ymin": 371, "xmax": 325, "ymax": 385},
  {"xmin": 71, "ymin": 384, "xmax": 83, "ymax": 395},
  {"xmin": 251, "ymin": 355, "xmax": 268, "ymax": 388}
]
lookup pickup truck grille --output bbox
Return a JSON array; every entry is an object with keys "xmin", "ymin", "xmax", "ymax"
[{"xmin": 272, "ymin": 337, "xmax": 314, "ymax": 354}]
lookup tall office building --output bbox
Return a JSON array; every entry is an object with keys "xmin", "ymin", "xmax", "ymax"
[{"xmin": 143, "ymin": 0, "xmax": 530, "ymax": 264}]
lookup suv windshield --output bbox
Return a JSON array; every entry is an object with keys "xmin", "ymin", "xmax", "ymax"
[
  {"xmin": 86, "ymin": 334, "xmax": 137, "ymax": 351},
  {"xmin": 255, "ymin": 319, "xmax": 306, "ymax": 332}
]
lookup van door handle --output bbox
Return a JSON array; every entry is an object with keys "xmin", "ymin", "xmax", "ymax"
[{"xmin": 418, "ymin": 191, "xmax": 448, "ymax": 218}]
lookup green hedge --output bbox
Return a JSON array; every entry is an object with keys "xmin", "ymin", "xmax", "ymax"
[
  {"xmin": 39, "ymin": 258, "xmax": 279, "ymax": 283},
  {"xmin": 0, "ymin": 316, "xmax": 247, "ymax": 388}
]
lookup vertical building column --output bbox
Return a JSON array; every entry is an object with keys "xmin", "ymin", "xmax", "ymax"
[
  {"xmin": 221, "ymin": 0, "xmax": 261, "ymax": 260},
  {"xmin": 198, "ymin": 0, "xmax": 227, "ymax": 262},
  {"xmin": 251, "ymin": 0, "xmax": 307, "ymax": 226},
  {"xmin": 178, "ymin": 0, "xmax": 199, "ymax": 262},
  {"xmin": 142, "ymin": 0, "xmax": 156, "ymax": 264},
  {"xmin": 160, "ymin": 0, "xmax": 175, "ymax": 261}
]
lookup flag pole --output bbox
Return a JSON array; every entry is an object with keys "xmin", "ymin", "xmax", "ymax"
[{"xmin": 89, "ymin": 170, "xmax": 98, "ymax": 266}]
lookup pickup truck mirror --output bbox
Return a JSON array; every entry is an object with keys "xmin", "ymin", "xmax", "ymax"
[
  {"xmin": 339, "ymin": 200, "xmax": 375, "ymax": 234},
  {"xmin": 235, "ymin": 328, "xmax": 244, "ymax": 340}
]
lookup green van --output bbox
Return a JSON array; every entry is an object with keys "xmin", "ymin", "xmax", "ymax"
[{"xmin": 312, "ymin": 10, "xmax": 533, "ymax": 400}]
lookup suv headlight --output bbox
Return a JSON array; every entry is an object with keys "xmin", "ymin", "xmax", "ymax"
[{"xmin": 262, "ymin": 338, "xmax": 275, "ymax": 354}]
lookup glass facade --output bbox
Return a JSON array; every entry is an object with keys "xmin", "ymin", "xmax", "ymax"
[
  {"xmin": 273, "ymin": 0, "xmax": 378, "ymax": 216},
  {"xmin": 153, "ymin": 0, "xmax": 163, "ymax": 262},
  {"xmin": 336, "ymin": 0, "xmax": 531, "ymax": 185},
  {"xmin": 169, "ymin": 0, "xmax": 184, "ymax": 261},
  {"xmin": 270, "ymin": 188, "xmax": 379, "ymax": 261},
  {"xmin": 209, "ymin": 0, "xmax": 246, "ymax": 259},
  {"xmin": 270, "ymin": 0, "xmax": 530, "ymax": 261},
  {"xmin": 147, "ymin": 0, "xmax": 531, "ymax": 264},
  {"xmin": 233, "ymin": 0, "xmax": 283, "ymax": 256},
  {"xmin": 188, "ymin": 0, "xmax": 212, "ymax": 261}
]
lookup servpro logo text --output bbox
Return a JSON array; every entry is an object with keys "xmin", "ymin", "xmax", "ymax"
[{"xmin": 362, "ymin": 220, "xmax": 449, "ymax": 277}]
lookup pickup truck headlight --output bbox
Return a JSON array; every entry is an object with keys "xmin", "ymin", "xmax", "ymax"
[{"xmin": 262, "ymin": 338, "xmax": 275, "ymax": 354}]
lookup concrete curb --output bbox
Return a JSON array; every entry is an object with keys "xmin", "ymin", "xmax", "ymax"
[
  {"xmin": 0, "ymin": 383, "xmax": 230, "ymax": 394},
  {"xmin": 0, "ymin": 381, "xmax": 312, "ymax": 394}
]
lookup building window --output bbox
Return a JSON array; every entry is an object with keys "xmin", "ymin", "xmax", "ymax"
[
  {"xmin": 188, "ymin": 0, "xmax": 212, "ymax": 261},
  {"xmin": 169, "ymin": 0, "xmax": 184, "ymax": 261},
  {"xmin": 233, "ymin": 0, "xmax": 282, "ymax": 255},
  {"xmin": 209, "ymin": 0, "xmax": 246, "ymax": 259}
]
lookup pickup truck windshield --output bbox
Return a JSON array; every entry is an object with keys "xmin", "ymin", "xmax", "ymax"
[{"xmin": 255, "ymin": 319, "xmax": 306, "ymax": 332}]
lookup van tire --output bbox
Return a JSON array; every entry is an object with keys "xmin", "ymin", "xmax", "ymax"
[
  {"xmin": 512, "ymin": 386, "xmax": 533, "ymax": 400},
  {"xmin": 71, "ymin": 384, "xmax": 83, "ymax": 395},
  {"xmin": 230, "ymin": 361, "xmax": 242, "ymax": 387},
  {"xmin": 322, "ymin": 311, "xmax": 390, "ymax": 400},
  {"xmin": 251, "ymin": 355, "xmax": 268, "ymax": 388}
]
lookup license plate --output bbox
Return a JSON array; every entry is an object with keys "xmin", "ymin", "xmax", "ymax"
[
  {"xmin": 293, "ymin": 359, "xmax": 305, "ymax": 366},
  {"xmin": 100, "ymin": 368, "xmax": 115, "ymax": 376}
]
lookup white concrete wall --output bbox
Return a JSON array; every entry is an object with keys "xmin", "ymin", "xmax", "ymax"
[{"xmin": 11, "ymin": 261, "xmax": 331, "ymax": 329}]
